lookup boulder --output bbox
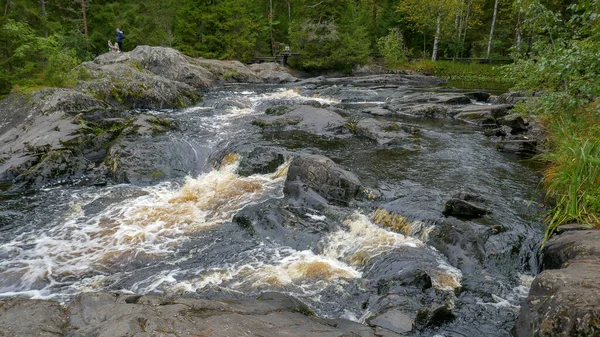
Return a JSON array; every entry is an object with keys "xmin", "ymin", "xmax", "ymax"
[
  {"xmin": 443, "ymin": 191, "xmax": 491, "ymax": 218},
  {"xmin": 431, "ymin": 93, "xmax": 472, "ymax": 105},
  {"xmin": 248, "ymin": 62, "xmax": 298, "ymax": 83},
  {"xmin": 402, "ymin": 104, "xmax": 448, "ymax": 118},
  {"xmin": 252, "ymin": 105, "xmax": 346, "ymax": 136},
  {"xmin": 233, "ymin": 201, "xmax": 337, "ymax": 250},
  {"xmin": 353, "ymin": 118, "xmax": 417, "ymax": 146},
  {"xmin": 236, "ymin": 146, "xmax": 289, "ymax": 177},
  {"xmin": 104, "ymin": 115, "xmax": 204, "ymax": 185},
  {"xmin": 284, "ymin": 155, "xmax": 362, "ymax": 205},
  {"xmin": 465, "ymin": 92, "xmax": 491, "ymax": 102},
  {"xmin": 514, "ymin": 230, "xmax": 600, "ymax": 337},
  {"xmin": 496, "ymin": 113, "xmax": 528, "ymax": 133},
  {"xmin": 495, "ymin": 136, "xmax": 538, "ymax": 156}
]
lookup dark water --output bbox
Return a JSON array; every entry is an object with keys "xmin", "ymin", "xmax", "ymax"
[{"xmin": 0, "ymin": 82, "xmax": 544, "ymax": 336}]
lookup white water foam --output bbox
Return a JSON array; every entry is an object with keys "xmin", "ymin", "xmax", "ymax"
[
  {"xmin": 143, "ymin": 213, "xmax": 461, "ymax": 297},
  {"xmin": 0, "ymin": 159, "xmax": 289, "ymax": 299}
]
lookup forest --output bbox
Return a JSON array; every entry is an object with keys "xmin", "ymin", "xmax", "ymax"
[
  {"xmin": 0, "ymin": 0, "xmax": 579, "ymax": 92},
  {"xmin": 0, "ymin": 0, "xmax": 599, "ymax": 233}
]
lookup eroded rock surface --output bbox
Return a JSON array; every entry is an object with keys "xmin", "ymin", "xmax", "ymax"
[
  {"xmin": 0, "ymin": 292, "xmax": 395, "ymax": 337},
  {"xmin": 514, "ymin": 230, "xmax": 600, "ymax": 337},
  {"xmin": 0, "ymin": 46, "xmax": 295, "ymax": 192}
]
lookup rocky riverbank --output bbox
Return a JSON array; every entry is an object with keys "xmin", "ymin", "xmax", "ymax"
[
  {"xmin": 1, "ymin": 45, "xmax": 592, "ymax": 337},
  {"xmin": 0, "ymin": 292, "xmax": 392, "ymax": 337},
  {"xmin": 513, "ymin": 227, "xmax": 600, "ymax": 336}
]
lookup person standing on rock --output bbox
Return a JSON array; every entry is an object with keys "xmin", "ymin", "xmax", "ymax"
[{"xmin": 116, "ymin": 28, "xmax": 124, "ymax": 52}]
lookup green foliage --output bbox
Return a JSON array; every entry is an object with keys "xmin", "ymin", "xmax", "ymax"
[
  {"xmin": 174, "ymin": 0, "xmax": 263, "ymax": 62},
  {"xmin": 377, "ymin": 28, "xmax": 408, "ymax": 67},
  {"xmin": 539, "ymin": 98, "xmax": 600, "ymax": 241},
  {"xmin": 503, "ymin": 0, "xmax": 600, "ymax": 239},
  {"xmin": 289, "ymin": 0, "xmax": 371, "ymax": 72}
]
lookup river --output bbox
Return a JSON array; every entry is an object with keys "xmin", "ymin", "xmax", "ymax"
[{"xmin": 0, "ymin": 81, "xmax": 544, "ymax": 336}]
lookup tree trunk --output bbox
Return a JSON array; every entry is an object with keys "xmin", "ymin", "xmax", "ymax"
[
  {"xmin": 455, "ymin": 0, "xmax": 465, "ymax": 58},
  {"xmin": 4, "ymin": 0, "xmax": 10, "ymax": 15},
  {"xmin": 270, "ymin": 0, "xmax": 274, "ymax": 56},
  {"xmin": 82, "ymin": 0, "xmax": 88, "ymax": 37},
  {"xmin": 515, "ymin": 10, "xmax": 522, "ymax": 56},
  {"xmin": 432, "ymin": 9, "xmax": 441, "ymax": 61},
  {"xmin": 461, "ymin": 2, "xmax": 470, "ymax": 57},
  {"xmin": 486, "ymin": 0, "xmax": 499, "ymax": 59},
  {"xmin": 40, "ymin": 0, "xmax": 48, "ymax": 37},
  {"xmin": 288, "ymin": 0, "xmax": 291, "ymax": 23}
]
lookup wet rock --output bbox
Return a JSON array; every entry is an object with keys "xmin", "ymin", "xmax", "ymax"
[
  {"xmin": 353, "ymin": 118, "xmax": 416, "ymax": 146},
  {"xmin": 484, "ymin": 126, "xmax": 511, "ymax": 137},
  {"xmin": 496, "ymin": 92, "xmax": 529, "ymax": 104},
  {"xmin": 367, "ymin": 309, "xmax": 414, "ymax": 334},
  {"xmin": 495, "ymin": 136, "xmax": 538, "ymax": 156},
  {"xmin": 490, "ymin": 104, "xmax": 514, "ymax": 119},
  {"xmin": 415, "ymin": 304, "xmax": 456, "ymax": 329},
  {"xmin": 362, "ymin": 107, "xmax": 394, "ymax": 116},
  {"xmin": 236, "ymin": 146, "xmax": 288, "ymax": 176},
  {"xmin": 233, "ymin": 201, "xmax": 336, "ymax": 250},
  {"xmin": 496, "ymin": 113, "xmax": 528, "ymax": 133},
  {"xmin": 465, "ymin": 92, "xmax": 491, "ymax": 102},
  {"xmin": 284, "ymin": 155, "xmax": 362, "ymax": 205},
  {"xmin": 432, "ymin": 94, "xmax": 472, "ymax": 105},
  {"xmin": 402, "ymin": 104, "xmax": 448, "ymax": 118},
  {"xmin": 252, "ymin": 105, "xmax": 346, "ymax": 136},
  {"xmin": 452, "ymin": 105, "xmax": 497, "ymax": 126},
  {"xmin": 443, "ymin": 192, "xmax": 491, "ymax": 218},
  {"xmin": 10, "ymin": 150, "xmax": 93, "ymax": 191},
  {"xmin": 104, "ymin": 115, "xmax": 206, "ymax": 184},
  {"xmin": 514, "ymin": 230, "xmax": 600, "ymax": 337},
  {"xmin": 248, "ymin": 62, "xmax": 298, "ymax": 83},
  {"xmin": 0, "ymin": 298, "xmax": 67, "ymax": 337}
]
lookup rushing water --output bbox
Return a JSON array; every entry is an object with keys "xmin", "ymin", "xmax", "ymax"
[{"xmin": 0, "ymin": 82, "xmax": 544, "ymax": 336}]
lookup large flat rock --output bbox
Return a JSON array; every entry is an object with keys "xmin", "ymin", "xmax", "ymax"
[{"xmin": 0, "ymin": 292, "xmax": 399, "ymax": 337}]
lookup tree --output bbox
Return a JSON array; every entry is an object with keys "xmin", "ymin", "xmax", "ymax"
[
  {"xmin": 397, "ymin": 0, "xmax": 459, "ymax": 59},
  {"xmin": 486, "ymin": 0, "xmax": 498, "ymax": 58}
]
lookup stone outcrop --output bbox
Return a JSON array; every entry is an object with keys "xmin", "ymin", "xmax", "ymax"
[
  {"xmin": 443, "ymin": 191, "xmax": 491, "ymax": 219},
  {"xmin": 252, "ymin": 105, "xmax": 346, "ymax": 136},
  {"xmin": 284, "ymin": 154, "xmax": 363, "ymax": 205},
  {"xmin": 514, "ymin": 229, "xmax": 600, "ymax": 337},
  {"xmin": 248, "ymin": 62, "xmax": 298, "ymax": 83},
  {"xmin": 0, "ymin": 292, "xmax": 397, "ymax": 337},
  {"xmin": 0, "ymin": 46, "xmax": 303, "ymax": 192},
  {"xmin": 353, "ymin": 118, "xmax": 418, "ymax": 146}
]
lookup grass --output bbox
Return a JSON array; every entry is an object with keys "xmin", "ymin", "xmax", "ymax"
[
  {"xmin": 536, "ymin": 98, "xmax": 600, "ymax": 243},
  {"xmin": 406, "ymin": 60, "xmax": 513, "ymax": 91}
]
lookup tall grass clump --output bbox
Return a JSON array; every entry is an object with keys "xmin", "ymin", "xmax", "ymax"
[{"xmin": 539, "ymin": 99, "xmax": 600, "ymax": 242}]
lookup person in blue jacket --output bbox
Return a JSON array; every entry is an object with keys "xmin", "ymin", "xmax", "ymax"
[{"xmin": 116, "ymin": 28, "xmax": 124, "ymax": 52}]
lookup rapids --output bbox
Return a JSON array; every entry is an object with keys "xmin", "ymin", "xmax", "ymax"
[{"xmin": 0, "ymin": 83, "xmax": 544, "ymax": 336}]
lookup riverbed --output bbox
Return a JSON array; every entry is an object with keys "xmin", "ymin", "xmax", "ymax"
[{"xmin": 0, "ymin": 80, "xmax": 544, "ymax": 336}]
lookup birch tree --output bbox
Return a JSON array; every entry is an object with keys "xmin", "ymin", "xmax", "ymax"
[{"xmin": 486, "ymin": 0, "xmax": 498, "ymax": 58}]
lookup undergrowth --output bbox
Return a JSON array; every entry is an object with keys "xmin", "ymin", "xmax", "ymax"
[
  {"xmin": 532, "ymin": 96, "xmax": 600, "ymax": 243},
  {"xmin": 407, "ymin": 60, "xmax": 512, "ymax": 90}
]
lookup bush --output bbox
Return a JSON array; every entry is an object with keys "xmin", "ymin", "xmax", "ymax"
[{"xmin": 377, "ymin": 28, "xmax": 408, "ymax": 68}]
